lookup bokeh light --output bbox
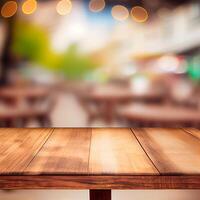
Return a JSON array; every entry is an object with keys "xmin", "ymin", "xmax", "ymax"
[
  {"xmin": 22, "ymin": 0, "xmax": 37, "ymax": 15},
  {"xmin": 1, "ymin": 1, "xmax": 18, "ymax": 18},
  {"xmin": 56, "ymin": 0, "xmax": 72, "ymax": 15},
  {"xmin": 131, "ymin": 6, "xmax": 148, "ymax": 23},
  {"xmin": 89, "ymin": 0, "xmax": 105, "ymax": 13},
  {"xmin": 111, "ymin": 5, "xmax": 129, "ymax": 21}
]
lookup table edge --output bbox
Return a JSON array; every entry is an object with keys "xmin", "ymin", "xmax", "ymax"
[{"xmin": 1, "ymin": 175, "xmax": 200, "ymax": 190}]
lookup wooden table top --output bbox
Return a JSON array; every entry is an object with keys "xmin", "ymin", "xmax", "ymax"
[{"xmin": 1, "ymin": 128, "xmax": 200, "ymax": 189}]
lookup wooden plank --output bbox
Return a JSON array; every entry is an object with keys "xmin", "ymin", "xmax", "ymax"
[
  {"xmin": 132, "ymin": 128, "xmax": 200, "ymax": 174},
  {"xmin": 1, "ymin": 175, "xmax": 200, "ymax": 189},
  {"xmin": 183, "ymin": 128, "xmax": 200, "ymax": 140},
  {"xmin": 0, "ymin": 128, "xmax": 52, "ymax": 174},
  {"xmin": 25, "ymin": 128, "xmax": 91, "ymax": 174},
  {"xmin": 89, "ymin": 128, "xmax": 158, "ymax": 175}
]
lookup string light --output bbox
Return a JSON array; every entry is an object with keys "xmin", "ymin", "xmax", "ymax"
[
  {"xmin": 89, "ymin": 0, "xmax": 105, "ymax": 13},
  {"xmin": 1, "ymin": 1, "xmax": 18, "ymax": 18},
  {"xmin": 111, "ymin": 5, "xmax": 129, "ymax": 21},
  {"xmin": 22, "ymin": 0, "xmax": 37, "ymax": 15},
  {"xmin": 131, "ymin": 6, "xmax": 148, "ymax": 23},
  {"xmin": 56, "ymin": 0, "xmax": 72, "ymax": 15}
]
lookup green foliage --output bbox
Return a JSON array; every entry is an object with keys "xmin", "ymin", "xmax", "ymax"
[
  {"xmin": 12, "ymin": 21, "xmax": 50, "ymax": 64},
  {"xmin": 58, "ymin": 44, "xmax": 96, "ymax": 79},
  {"xmin": 12, "ymin": 21, "xmax": 97, "ymax": 79}
]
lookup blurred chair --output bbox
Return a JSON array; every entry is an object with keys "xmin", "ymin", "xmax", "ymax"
[
  {"xmin": 169, "ymin": 79, "xmax": 199, "ymax": 109},
  {"xmin": 77, "ymin": 90, "xmax": 104, "ymax": 125}
]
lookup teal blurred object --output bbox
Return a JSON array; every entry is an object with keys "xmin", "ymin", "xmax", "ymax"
[{"xmin": 187, "ymin": 56, "xmax": 200, "ymax": 81}]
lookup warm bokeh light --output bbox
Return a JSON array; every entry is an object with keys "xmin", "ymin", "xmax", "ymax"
[
  {"xmin": 89, "ymin": 0, "xmax": 105, "ymax": 13},
  {"xmin": 22, "ymin": 0, "xmax": 37, "ymax": 15},
  {"xmin": 1, "ymin": 1, "xmax": 18, "ymax": 18},
  {"xmin": 56, "ymin": 0, "xmax": 72, "ymax": 15},
  {"xmin": 131, "ymin": 6, "xmax": 148, "ymax": 23},
  {"xmin": 111, "ymin": 5, "xmax": 129, "ymax": 21}
]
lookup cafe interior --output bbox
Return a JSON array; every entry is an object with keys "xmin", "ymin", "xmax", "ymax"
[{"xmin": 0, "ymin": 0, "xmax": 200, "ymax": 128}]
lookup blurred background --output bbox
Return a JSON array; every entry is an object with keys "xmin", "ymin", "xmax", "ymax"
[{"xmin": 0, "ymin": 0, "xmax": 200, "ymax": 127}]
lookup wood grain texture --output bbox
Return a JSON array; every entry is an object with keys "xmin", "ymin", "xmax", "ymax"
[
  {"xmin": 0, "ymin": 128, "xmax": 52, "ymax": 174},
  {"xmin": 1, "ymin": 128, "xmax": 200, "ymax": 190},
  {"xmin": 132, "ymin": 128, "xmax": 200, "ymax": 174},
  {"xmin": 1, "ymin": 175, "xmax": 200, "ymax": 189},
  {"xmin": 25, "ymin": 128, "xmax": 91, "ymax": 174},
  {"xmin": 89, "ymin": 128, "xmax": 158, "ymax": 174},
  {"xmin": 183, "ymin": 128, "xmax": 200, "ymax": 140}
]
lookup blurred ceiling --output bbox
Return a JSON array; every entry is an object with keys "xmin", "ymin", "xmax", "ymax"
[
  {"xmin": 0, "ymin": 0, "xmax": 193, "ymax": 9},
  {"xmin": 38, "ymin": 0, "xmax": 194, "ymax": 7},
  {"xmin": 105, "ymin": 0, "xmax": 195, "ymax": 12},
  {"xmin": 0, "ymin": 0, "xmax": 196, "ymax": 17}
]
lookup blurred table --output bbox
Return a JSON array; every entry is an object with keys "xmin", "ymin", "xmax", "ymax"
[
  {"xmin": 0, "ymin": 86, "xmax": 50, "ymax": 105},
  {"xmin": 0, "ymin": 86, "xmax": 52, "ymax": 127},
  {"xmin": 85, "ymin": 85, "xmax": 164, "ymax": 123},
  {"xmin": 118, "ymin": 103, "xmax": 200, "ymax": 127},
  {"xmin": 87, "ymin": 85, "xmax": 163, "ymax": 101}
]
